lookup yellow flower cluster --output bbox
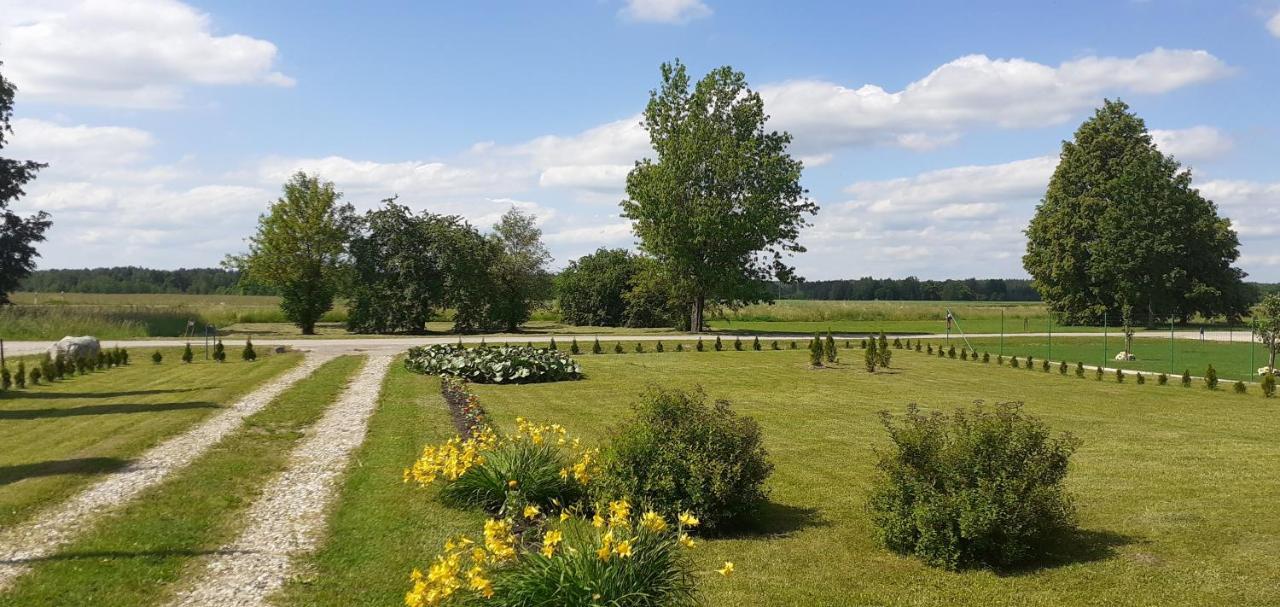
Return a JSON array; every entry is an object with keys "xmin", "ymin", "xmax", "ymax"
[
  {"xmin": 405, "ymin": 529, "xmax": 505, "ymax": 607},
  {"xmin": 403, "ymin": 426, "xmax": 498, "ymax": 487}
]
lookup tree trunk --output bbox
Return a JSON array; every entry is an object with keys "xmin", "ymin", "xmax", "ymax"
[
  {"xmin": 691, "ymin": 295, "xmax": 706, "ymax": 334},
  {"xmin": 301, "ymin": 322, "xmax": 316, "ymax": 335}
]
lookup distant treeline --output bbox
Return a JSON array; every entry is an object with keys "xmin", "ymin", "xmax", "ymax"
[
  {"xmin": 774, "ymin": 277, "xmax": 1042, "ymax": 301},
  {"xmin": 19, "ymin": 267, "xmax": 276, "ymax": 295}
]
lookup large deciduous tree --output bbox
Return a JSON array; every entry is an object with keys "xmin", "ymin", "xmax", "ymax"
[
  {"xmin": 231, "ymin": 172, "xmax": 355, "ymax": 335},
  {"xmin": 622, "ymin": 60, "xmax": 817, "ymax": 332},
  {"xmin": 0, "ymin": 62, "xmax": 52, "ymax": 304},
  {"xmin": 556, "ymin": 248, "xmax": 640, "ymax": 326},
  {"xmin": 347, "ymin": 200, "xmax": 449, "ymax": 333},
  {"xmin": 488, "ymin": 207, "xmax": 552, "ymax": 331},
  {"xmin": 1024, "ymin": 100, "xmax": 1249, "ymax": 326}
]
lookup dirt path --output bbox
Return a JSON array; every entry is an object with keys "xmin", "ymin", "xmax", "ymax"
[
  {"xmin": 165, "ymin": 355, "xmax": 392, "ymax": 607},
  {"xmin": 0, "ymin": 352, "xmax": 335, "ymax": 591}
]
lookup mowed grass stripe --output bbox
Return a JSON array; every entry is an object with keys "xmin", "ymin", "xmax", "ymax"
[
  {"xmin": 0, "ymin": 355, "xmax": 364, "ymax": 607},
  {"xmin": 277, "ymin": 358, "xmax": 483, "ymax": 607},
  {"xmin": 0, "ymin": 349, "xmax": 302, "ymax": 529}
]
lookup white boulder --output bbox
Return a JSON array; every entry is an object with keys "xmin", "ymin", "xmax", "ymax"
[
  {"xmin": 1114, "ymin": 351, "xmax": 1136, "ymax": 361},
  {"xmin": 48, "ymin": 336, "xmax": 101, "ymax": 362}
]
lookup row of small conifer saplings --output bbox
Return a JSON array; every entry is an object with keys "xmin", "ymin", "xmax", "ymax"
[{"xmin": 0, "ymin": 338, "xmax": 262, "ymax": 393}]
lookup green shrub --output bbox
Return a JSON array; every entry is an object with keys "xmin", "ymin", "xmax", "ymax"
[
  {"xmin": 593, "ymin": 386, "xmax": 773, "ymax": 532},
  {"xmin": 54, "ymin": 352, "xmax": 66, "ymax": 379},
  {"xmin": 809, "ymin": 335, "xmax": 824, "ymax": 368},
  {"xmin": 213, "ymin": 339, "xmax": 226, "ymax": 363},
  {"xmin": 405, "ymin": 345, "xmax": 583, "ymax": 384},
  {"xmin": 696, "ymin": 338, "xmax": 705, "ymax": 352},
  {"xmin": 1233, "ymin": 380, "xmax": 1246, "ymax": 394},
  {"xmin": 1075, "ymin": 362, "xmax": 1085, "ymax": 378},
  {"xmin": 675, "ymin": 342, "xmax": 684, "ymax": 352},
  {"xmin": 1158, "ymin": 373, "xmax": 1169, "ymax": 386},
  {"xmin": 1025, "ymin": 356, "xmax": 1034, "ymax": 370},
  {"xmin": 615, "ymin": 342, "xmax": 625, "ymax": 354},
  {"xmin": 960, "ymin": 349, "xmax": 968, "ymax": 361},
  {"xmin": 656, "ymin": 340, "xmax": 665, "ymax": 353},
  {"xmin": 771, "ymin": 340, "xmax": 780, "ymax": 350},
  {"xmin": 861, "ymin": 339, "xmax": 867, "ymax": 349},
  {"xmin": 733, "ymin": 336, "xmax": 743, "ymax": 351},
  {"xmin": 1181, "ymin": 369, "xmax": 1192, "ymax": 387},
  {"xmin": 1058, "ymin": 361, "xmax": 1067, "ymax": 375},
  {"xmin": 634, "ymin": 341, "xmax": 645, "ymax": 354},
  {"xmin": 119, "ymin": 347, "xmax": 129, "ymax": 365},
  {"xmin": 96, "ymin": 350, "xmax": 106, "ymax": 370},
  {"xmin": 1136, "ymin": 372, "xmax": 1145, "ymax": 385},
  {"xmin": 865, "ymin": 338, "xmax": 878, "ymax": 373},
  {"xmin": 752, "ymin": 336, "xmax": 762, "ymax": 351},
  {"xmin": 824, "ymin": 332, "xmax": 837, "ymax": 363},
  {"xmin": 714, "ymin": 336, "xmax": 723, "ymax": 352},
  {"xmin": 548, "ymin": 337, "xmax": 558, "ymax": 351},
  {"xmin": 1094, "ymin": 367, "xmax": 1103, "ymax": 381},
  {"xmin": 1115, "ymin": 368, "xmax": 1124, "ymax": 383},
  {"xmin": 593, "ymin": 338, "xmax": 603, "ymax": 355},
  {"xmin": 1010, "ymin": 355, "xmax": 1019, "ymax": 368},
  {"xmin": 16, "ymin": 361, "xmax": 26, "ymax": 388},
  {"xmin": 1204, "ymin": 365, "xmax": 1218, "ymax": 390},
  {"xmin": 570, "ymin": 338, "xmax": 581, "ymax": 355},
  {"xmin": 30, "ymin": 365, "xmax": 42, "ymax": 385},
  {"xmin": 182, "ymin": 343, "xmax": 194, "ymax": 364},
  {"xmin": 915, "ymin": 342, "xmax": 922, "ymax": 353},
  {"xmin": 152, "ymin": 350, "xmax": 163, "ymax": 364},
  {"xmin": 982, "ymin": 352, "xmax": 990, "ymax": 363},
  {"xmin": 893, "ymin": 337, "xmax": 902, "ymax": 349},
  {"xmin": 947, "ymin": 346, "xmax": 956, "ymax": 359},
  {"xmin": 927, "ymin": 344, "xmax": 934, "ymax": 355},
  {"xmin": 1042, "ymin": 359, "xmax": 1050, "ymax": 373},
  {"xmin": 0, "ymin": 365, "xmax": 10, "ymax": 391},
  {"xmin": 789, "ymin": 341, "xmax": 797, "ymax": 350},
  {"xmin": 1262, "ymin": 373, "xmax": 1275, "ymax": 398},
  {"xmin": 242, "ymin": 338, "xmax": 257, "ymax": 361},
  {"xmin": 869, "ymin": 402, "xmax": 1079, "ymax": 570}
]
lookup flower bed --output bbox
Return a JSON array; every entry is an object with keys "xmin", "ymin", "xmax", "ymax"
[{"xmin": 405, "ymin": 344, "xmax": 582, "ymax": 384}]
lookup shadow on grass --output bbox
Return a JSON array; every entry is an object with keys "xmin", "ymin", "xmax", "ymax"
[
  {"xmin": 0, "ymin": 401, "xmax": 219, "ymax": 420},
  {"xmin": 4, "ymin": 387, "xmax": 207, "ymax": 400},
  {"xmin": 995, "ymin": 527, "xmax": 1138, "ymax": 576},
  {"xmin": 720, "ymin": 501, "xmax": 829, "ymax": 539},
  {"xmin": 0, "ymin": 547, "xmax": 259, "ymax": 565},
  {"xmin": 0, "ymin": 457, "xmax": 129, "ymax": 485}
]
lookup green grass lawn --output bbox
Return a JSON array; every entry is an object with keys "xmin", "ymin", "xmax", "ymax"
[
  {"xmin": 920, "ymin": 335, "xmax": 1272, "ymax": 382},
  {"xmin": 291, "ymin": 347, "xmax": 1280, "ymax": 606},
  {"xmin": 0, "ymin": 355, "xmax": 363, "ymax": 607},
  {"xmin": 0, "ymin": 348, "xmax": 302, "ymax": 528}
]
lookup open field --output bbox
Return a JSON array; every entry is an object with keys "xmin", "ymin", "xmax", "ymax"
[
  {"xmin": 0, "ymin": 348, "xmax": 301, "ymax": 529},
  {"xmin": 919, "ymin": 335, "xmax": 1272, "ymax": 382},
  {"xmin": 269, "ymin": 348, "xmax": 1277, "ymax": 606},
  {"xmin": 0, "ymin": 355, "xmax": 362, "ymax": 607}
]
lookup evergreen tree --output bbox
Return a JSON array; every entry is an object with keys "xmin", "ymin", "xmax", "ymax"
[
  {"xmin": 1059, "ymin": 360, "xmax": 1067, "ymax": 375},
  {"xmin": 878, "ymin": 342, "xmax": 892, "ymax": 368},
  {"xmin": 771, "ymin": 340, "xmax": 780, "ymax": 350},
  {"xmin": 983, "ymin": 352, "xmax": 990, "ymax": 363},
  {"xmin": 1025, "ymin": 356, "xmax": 1034, "ymax": 370},
  {"xmin": 635, "ymin": 341, "xmax": 645, "ymax": 353},
  {"xmin": 915, "ymin": 342, "xmax": 922, "ymax": 353},
  {"xmin": 960, "ymin": 348, "xmax": 968, "ymax": 361},
  {"xmin": 1, "ymin": 365, "xmax": 9, "ymax": 391},
  {"xmin": 734, "ymin": 336, "xmax": 743, "ymax": 351},
  {"xmin": 712, "ymin": 336, "xmax": 722, "ymax": 351},
  {"xmin": 1115, "ymin": 368, "xmax": 1125, "ymax": 383},
  {"xmin": 549, "ymin": 337, "xmax": 558, "ymax": 351},
  {"xmin": 676, "ymin": 342, "xmax": 684, "ymax": 352},
  {"xmin": 1136, "ymin": 372, "xmax": 1145, "ymax": 385},
  {"xmin": 1262, "ymin": 372, "xmax": 1275, "ymax": 398},
  {"xmin": 213, "ymin": 340, "xmax": 226, "ymax": 363},
  {"xmin": 824, "ymin": 332, "xmax": 837, "ymax": 363},
  {"xmin": 29, "ymin": 365, "xmax": 41, "ymax": 385},
  {"xmin": 16, "ymin": 361, "xmax": 25, "ymax": 388},
  {"xmin": 753, "ymin": 336, "xmax": 762, "ymax": 351},
  {"xmin": 809, "ymin": 335, "xmax": 824, "ymax": 367},
  {"xmin": 893, "ymin": 337, "xmax": 902, "ymax": 349},
  {"xmin": 1095, "ymin": 367, "xmax": 1104, "ymax": 381},
  {"xmin": 1010, "ymin": 356, "xmax": 1019, "ymax": 368},
  {"xmin": 242, "ymin": 338, "xmax": 257, "ymax": 361},
  {"xmin": 182, "ymin": 343, "xmax": 194, "ymax": 364},
  {"xmin": 614, "ymin": 342, "xmax": 625, "ymax": 354},
  {"xmin": 570, "ymin": 338, "xmax": 581, "ymax": 355},
  {"xmin": 119, "ymin": 348, "xmax": 129, "ymax": 365},
  {"xmin": 592, "ymin": 338, "xmax": 603, "ymax": 355},
  {"xmin": 696, "ymin": 338, "xmax": 705, "ymax": 352},
  {"xmin": 878, "ymin": 332, "xmax": 889, "ymax": 354},
  {"xmin": 1181, "ymin": 369, "xmax": 1192, "ymax": 387},
  {"xmin": 864, "ymin": 337, "xmax": 878, "ymax": 373},
  {"xmin": 152, "ymin": 350, "xmax": 163, "ymax": 364},
  {"xmin": 1042, "ymin": 359, "xmax": 1051, "ymax": 373},
  {"xmin": 1233, "ymin": 380, "xmax": 1245, "ymax": 394},
  {"xmin": 54, "ymin": 352, "xmax": 65, "ymax": 380},
  {"xmin": 1158, "ymin": 372, "xmax": 1168, "ymax": 385},
  {"xmin": 656, "ymin": 340, "xmax": 665, "ymax": 353},
  {"xmin": 1075, "ymin": 362, "xmax": 1085, "ymax": 378},
  {"xmin": 861, "ymin": 339, "xmax": 867, "ymax": 349},
  {"xmin": 790, "ymin": 340, "xmax": 797, "ymax": 350},
  {"xmin": 1204, "ymin": 365, "xmax": 1218, "ymax": 390},
  {"xmin": 927, "ymin": 344, "xmax": 934, "ymax": 355}
]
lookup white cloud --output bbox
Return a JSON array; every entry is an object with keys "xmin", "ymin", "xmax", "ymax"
[
  {"xmin": 1268, "ymin": 11, "xmax": 1280, "ymax": 37},
  {"xmin": 0, "ymin": 0, "xmax": 294, "ymax": 108},
  {"xmin": 845, "ymin": 156, "xmax": 1056, "ymax": 214},
  {"xmin": 760, "ymin": 48, "xmax": 1231, "ymax": 152},
  {"xmin": 7, "ymin": 118, "xmax": 155, "ymax": 168},
  {"xmin": 1150, "ymin": 126, "xmax": 1233, "ymax": 163},
  {"xmin": 619, "ymin": 0, "xmax": 711, "ymax": 24}
]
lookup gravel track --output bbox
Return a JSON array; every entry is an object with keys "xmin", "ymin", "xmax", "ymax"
[
  {"xmin": 0, "ymin": 352, "xmax": 335, "ymax": 591},
  {"xmin": 166, "ymin": 354, "xmax": 392, "ymax": 607}
]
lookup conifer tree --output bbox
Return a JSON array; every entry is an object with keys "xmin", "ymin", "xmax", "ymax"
[
  {"xmin": 915, "ymin": 342, "xmax": 922, "ymax": 352},
  {"xmin": 1095, "ymin": 367, "xmax": 1104, "ymax": 381},
  {"xmin": 213, "ymin": 340, "xmax": 226, "ymax": 363},
  {"xmin": 182, "ymin": 343, "xmax": 194, "ymax": 364},
  {"xmin": 715, "ymin": 336, "xmax": 724, "ymax": 351},
  {"xmin": 809, "ymin": 335, "xmax": 824, "ymax": 367},
  {"xmin": 734, "ymin": 336, "xmax": 743, "ymax": 351},
  {"xmin": 893, "ymin": 337, "xmax": 902, "ymax": 349},
  {"xmin": 1136, "ymin": 372, "xmax": 1145, "ymax": 385},
  {"xmin": 676, "ymin": 342, "xmax": 684, "ymax": 352},
  {"xmin": 152, "ymin": 350, "xmax": 163, "ymax": 364},
  {"xmin": 864, "ymin": 337, "xmax": 878, "ymax": 373},
  {"xmin": 1115, "ymin": 368, "xmax": 1125, "ymax": 383},
  {"xmin": 1262, "ymin": 372, "xmax": 1275, "ymax": 398},
  {"xmin": 549, "ymin": 337, "xmax": 558, "ymax": 351},
  {"xmin": 960, "ymin": 349, "xmax": 968, "ymax": 361},
  {"xmin": 592, "ymin": 338, "xmax": 603, "ymax": 354},
  {"xmin": 1181, "ymin": 369, "xmax": 1192, "ymax": 387},
  {"xmin": 570, "ymin": 338, "xmax": 581, "ymax": 355},
  {"xmin": 789, "ymin": 341, "xmax": 797, "ymax": 350},
  {"xmin": 927, "ymin": 344, "xmax": 934, "ymax": 355},
  {"xmin": 242, "ymin": 338, "xmax": 257, "ymax": 361},
  {"xmin": 1042, "ymin": 359, "xmax": 1050, "ymax": 373},
  {"xmin": 753, "ymin": 336, "xmax": 761, "ymax": 351},
  {"xmin": 29, "ymin": 365, "xmax": 41, "ymax": 385},
  {"xmin": 861, "ymin": 339, "xmax": 867, "ymax": 349},
  {"xmin": 1010, "ymin": 355, "xmax": 1019, "ymax": 368},
  {"xmin": 54, "ymin": 352, "xmax": 65, "ymax": 379},
  {"xmin": 982, "ymin": 352, "xmax": 990, "ymax": 363},
  {"xmin": 878, "ymin": 342, "xmax": 892, "ymax": 368},
  {"xmin": 1025, "ymin": 356, "xmax": 1034, "ymax": 370},
  {"xmin": 878, "ymin": 332, "xmax": 889, "ymax": 354},
  {"xmin": 635, "ymin": 341, "xmax": 645, "ymax": 353},
  {"xmin": 119, "ymin": 348, "xmax": 129, "ymax": 365},
  {"xmin": 1233, "ymin": 380, "xmax": 1245, "ymax": 393},
  {"xmin": 1076, "ymin": 362, "xmax": 1085, "ymax": 378},
  {"xmin": 696, "ymin": 338, "xmax": 705, "ymax": 352},
  {"xmin": 656, "ymin": 340, "xmax": 665, "ymax": 352},
  {"xmin": 615, "ymin": 342, "xmax": 625, "ymax": 354},
  {"xmin": 1, "ymin": 365, "xmax": 9, "ymax": 391},
  {"xmin": 1059, "ymin": 360, "xmax": 1067, "ymax": 375},
  {"xmin": 16, "ymin": 361, "xmax": 26, "ymax": 388},
  {"xmin": 1204, "ymin": 365, "xmax": 1218, "ymax": 389},
  {"xmin": 771, "ymin": 340, "xmax": 780, "ymax": 350},
  {"xmin": 824, "ymin": 332, "xmax": 837, "ymax": 363}
]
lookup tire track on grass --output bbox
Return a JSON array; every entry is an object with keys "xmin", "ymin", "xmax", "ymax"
[
  {"xmin": 166, "ymin": 355, "xmax": 393, "ymax": 607},
  {"xmin": 0, "ymin": 352, "xmax": 335, "ymax": 591}
]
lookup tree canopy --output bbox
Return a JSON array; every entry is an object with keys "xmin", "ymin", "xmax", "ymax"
[
  {"xmin": 0, "ymin": 61, "xmax": 51, "ymax": 304},
  {"xmin": 230, "ymin": 172, "xmax": 356, "ymax": 334},
  {"xmin": 1023, "ymin": 99, "xmax": 1249, "ymax": 325},
  {"xmin": 487, "ymin": 208, "xmax": 552, "ymax": 331},
  {"xmin": 622, "ymin": 60, "xmax": 817, "ymax": 331}
]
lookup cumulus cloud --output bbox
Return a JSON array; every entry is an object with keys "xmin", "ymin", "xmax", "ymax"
[
  {"xmin": 1269, "ymin": 11, "xmax": 1280, "ymax": 37},
  {"xmin": 760, "ymin": 48, "xmax": 1231, "ymax": 152},
  {"xmin": 0, "ymin": 0, "xmax": 294, "ymax": 108},
  {"xmin": 844, "ymin": 156, "xmax": 1056, "ymax": 215},
  {"xmin": 619, "ymin": 0, "xmax": 711, "ymax": 24},
  {"xmin": 1150, "ymin": 126, "xmax": 1233, "ymax": 163}
]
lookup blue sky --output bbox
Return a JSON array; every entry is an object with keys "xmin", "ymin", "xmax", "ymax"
[{"xmin": 3, "ymin": 0, "xmax": 1279, "ymax": 280}]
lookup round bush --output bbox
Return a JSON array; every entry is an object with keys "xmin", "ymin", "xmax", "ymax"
[
  {"xmin": 593, "ymin": 386, "xmax": 772, "ymax": 532},
  {"xmin": 869, "ymin": 402, "xmax": 1079, "ymax": 570},
  {"xmin": 405, "ymin": 344, "xmax": 582, "ymax": 384}
]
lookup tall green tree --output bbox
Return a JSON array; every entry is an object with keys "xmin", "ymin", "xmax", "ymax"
[
  {"xmin": 488, "ymin": 208, "xmax": 552, "ymax": 331},
  {"xmin": 1257, "ymin": 293, "xmax": 1280, "ymax": 371},
  {"xmin": 556, "ymin": 248, "xmax": 639, "ymax": 326},
  {"xmin": 0, "ymin": 62, "xmax": 52, "ymax": 304},
  {"xmin": 230, "ymin": 172, "xmax": 355, "ymax": 334},
  {"xmin": 347, "ymin": 200, "xmax": 456, "ymax": 333},
  {"xmin": 1024, "ymin": 100, "xmax": 1248, "ymax": 326},
  {"xmin": 622, "ymin": 60, "xmax": 817, "ymax": 332}
]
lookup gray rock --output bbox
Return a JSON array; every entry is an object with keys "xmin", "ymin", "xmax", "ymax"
[{"xmin": 48, "ymin": 336, "xmax": 101, "ymax": 362}]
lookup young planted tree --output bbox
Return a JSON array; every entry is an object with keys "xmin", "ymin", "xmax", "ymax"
[
  {"xmin": 714, "ymin": 336, "xmax": 724, "ymax": 351},
  {"xmin": 242, "ymin": 338, "xmax": 257, "ymax": 361},
  {"xmin": 182, "ymin": 343, "xmax": 194, "ymax": 364},
  {"xmin": 634, "ymin": 341, "xmax": 645, "ymax": 353},
  {"xmin": 1256, "ymin": 293, "xmax": 1280, "ymax": 372},
  {"xmin": 1181, "ymin": 369, "xmax": 1192, "ymax": 387},
  {"xmin": 809, "ymin": 335, "xmax": 824, "ymax": 368},
  {"xmin": 1233, "ymin": 380, "xmax": 1246, "ymax": 394},
  {"xmin": 1, "ymin": 365, "xmax": 9, "ymax": 391},
  {"xmin": 231, "ymin": 173, "xmax": 355, "ymax": 334},
  {"xmin": 1136, "ymin": 372, "xmax": 1146, "ymax": 385},
  {"xmin": 696, "ymin": 338, "xmax": 705, "ymax": 352},
  {"xmin": 1158, "ymin": 372, "xmax": 1169, "ymax": 386},
  {"xmin": 824, "ymin": 332, "xmax": 837, "ymax": 363},
  {"xmin": 1262, "ymin": 372, "xmax": 1276, "ymax": 398},
  {"xmin": 864, "ymin": 338, "xmax": 878, "ymax": 373},
  {"xmin": 15, "ymin": 361, "xmax": 26, "ymax": 388},
  {"xmin": 1204, "ymin": 365, "xmax": 1218, "ymax": 390},
  {"xmin": 152, "ymin": 350, "xmax": 163, "ymax": 365},
  {"xmin": 734, "ymin": 336, "xmax": 744, "ymax": 351},
  {"xmin": 676, "ymin": 342, "xmax": 684, "ymax": 352},
  {"xmin": 592, "ymin": 338, "xmax": 603, "ymax": 355},
  {"xmin": 878, "ymin": 342, "xmax": 892, "ymax": 368},
  {"xmin": 0, "ymin": 61, "xmax": 52, "ymax": 304},
  {"xmin": 213, "ymin": 340, "xmax": 226, "ymax": 363},
  {"xmin": 622, "ymin": 61, "xmax": 817, "ymax": 332},
  {"xmin": 570, "ymin": 338, "xmax": 581, "ymax": 355},
  {"xmin": 752, "ymin": 336, "xmax": 761, "ymax": 351},
  {"xmin": 656, "ymin": 340, "xmax": 665, "ymax": 353},
  {"xmin": 29, "ymin": 365, "xmax": 41, "ymax": 385},
  {"xmin": 1076, "ymin": 362, "xmax": 1085, "ymax": 378},
  {"xmin": 614, "ymin": 342, "xmax": 625, "ymax": 354}
]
